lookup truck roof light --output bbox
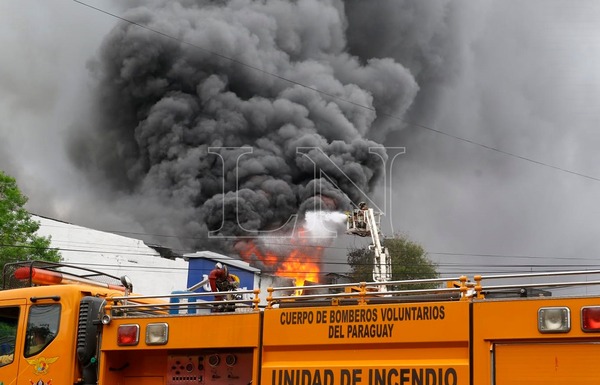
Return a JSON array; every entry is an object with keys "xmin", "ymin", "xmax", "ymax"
[
  {"xmin": 15, "ymin": 267, "xmax": 62, "ymax": 285},
  {"xmin": 117, "ymin": 324, "xmax": 139, "ymax": 346},
  {"xmin": 581, "ymin": 306, "xmax": 600, "ymax": 332},
  {"xmin": 146, "ymin": 323, "xmax": 168, "ymax": 345},
  {"xmin": 538, "ymin": 307, "xmax": 570, "ymax": 333},
  {"xmin": 14, "ymin": 266, "xmax": 126, "ymax": 291}
]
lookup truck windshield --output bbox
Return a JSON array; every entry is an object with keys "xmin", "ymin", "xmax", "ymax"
[
  {"xmin": 0, "ymin": 307, "xmax": 19, "ymax": 366},
  {"xmin": 24, "ymin": 304, "xmax": 60, "ymax": 358}
]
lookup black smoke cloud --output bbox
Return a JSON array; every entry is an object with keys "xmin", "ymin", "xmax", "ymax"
[{"xmin": 68, "ymin": 0, "xmax": 418, "ymax": 252}]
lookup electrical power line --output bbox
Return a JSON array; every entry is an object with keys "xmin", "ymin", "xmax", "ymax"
[
  {"xmin": 11, "ymin": 254, "xmax": 594, "ymax": 278},
  {"xmin": 428, "ymin": 251, "xmax": 600, "ymax": 262},
  {"xmin": 73, "ymin": 0, "xmax": 600, "ymax": 182},
  {"xmin": 31, "ymin": 219, "xmax": 600, "ymax": 265},
  {"xmin": 37, "ymin": 221, "xmax": 600, "ymax": 263},
  {"xmin": 37, "ymin": 222, "xmax": 600, "ymax": 264},
  {"xmin": 5, "ymin": 237, "xmax": 600, "ymax": 276}
]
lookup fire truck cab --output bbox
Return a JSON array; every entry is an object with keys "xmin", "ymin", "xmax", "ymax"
[{"xmin": 0, "ymin": 261, "xmax": 134, "ymax": 385}]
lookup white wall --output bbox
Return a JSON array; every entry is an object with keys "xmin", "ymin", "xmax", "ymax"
[{"xmin": 34, "ymin": 215, "xmax": 189, "ymax": 295}]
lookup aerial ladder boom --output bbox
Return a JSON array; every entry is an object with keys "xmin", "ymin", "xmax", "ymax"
[{"xmin": 346, "ymin": 203, "xmax": 392, "ymax": 292}]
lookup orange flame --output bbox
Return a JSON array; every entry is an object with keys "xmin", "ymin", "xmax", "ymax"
[
  {"xmin": 275, "ymin": 248, "xmax": 321, "ymax": 286},
  {"xmin": 236, "ymin": 240, "xmax": 278, "ymax": 266},
  {"xmin": 235, "ymin": 227, "xmax": 322, "ymax": 286}
]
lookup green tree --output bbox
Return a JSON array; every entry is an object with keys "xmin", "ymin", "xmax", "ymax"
[
  {"xmin": 0, "ymin": 171, "xmax": 61, "ymax": 269},
  {"xmin": 347, "ymin": 234, "xmax": 438, "ymax": 290},
  {"xmin": 347, "ymin": 247, "xmax": 374, "ymax": 282}
]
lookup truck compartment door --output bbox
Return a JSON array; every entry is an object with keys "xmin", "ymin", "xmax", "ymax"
[{"xmin": 494, "ymin": 342, "xmax": 600, "ymax": 385}]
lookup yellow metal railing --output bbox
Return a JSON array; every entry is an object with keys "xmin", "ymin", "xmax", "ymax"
[
  {"xmin": 106, "ymin": 288, "xmax": 261, "ymax": 317},
  {"xmin": 266, "ymin": 276, "xmax": 467, "ymax": 308}
]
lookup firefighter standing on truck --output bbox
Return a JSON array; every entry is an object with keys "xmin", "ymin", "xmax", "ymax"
[{"xmin": 208, "ymin": 263, "xmax": 239, "ymax": 311}]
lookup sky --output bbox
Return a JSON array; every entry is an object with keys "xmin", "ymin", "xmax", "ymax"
[{"xmin": 2, "ymin": 0, "xmax": 600, "ymax": 279}]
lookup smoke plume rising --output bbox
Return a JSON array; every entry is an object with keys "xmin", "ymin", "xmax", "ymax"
[{"xmin": 68, "ymin": 0, "xmax": 418, "ymax": 254}]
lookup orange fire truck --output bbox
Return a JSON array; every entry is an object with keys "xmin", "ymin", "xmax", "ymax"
[{"xmin": 1, "ymin": 261, "xmax": 600, "ymax": 385}]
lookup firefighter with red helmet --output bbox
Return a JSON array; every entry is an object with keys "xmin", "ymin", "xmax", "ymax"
[{"xmin": 208, "ymin": 263, "xmax": 239, "ymax": 311}]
